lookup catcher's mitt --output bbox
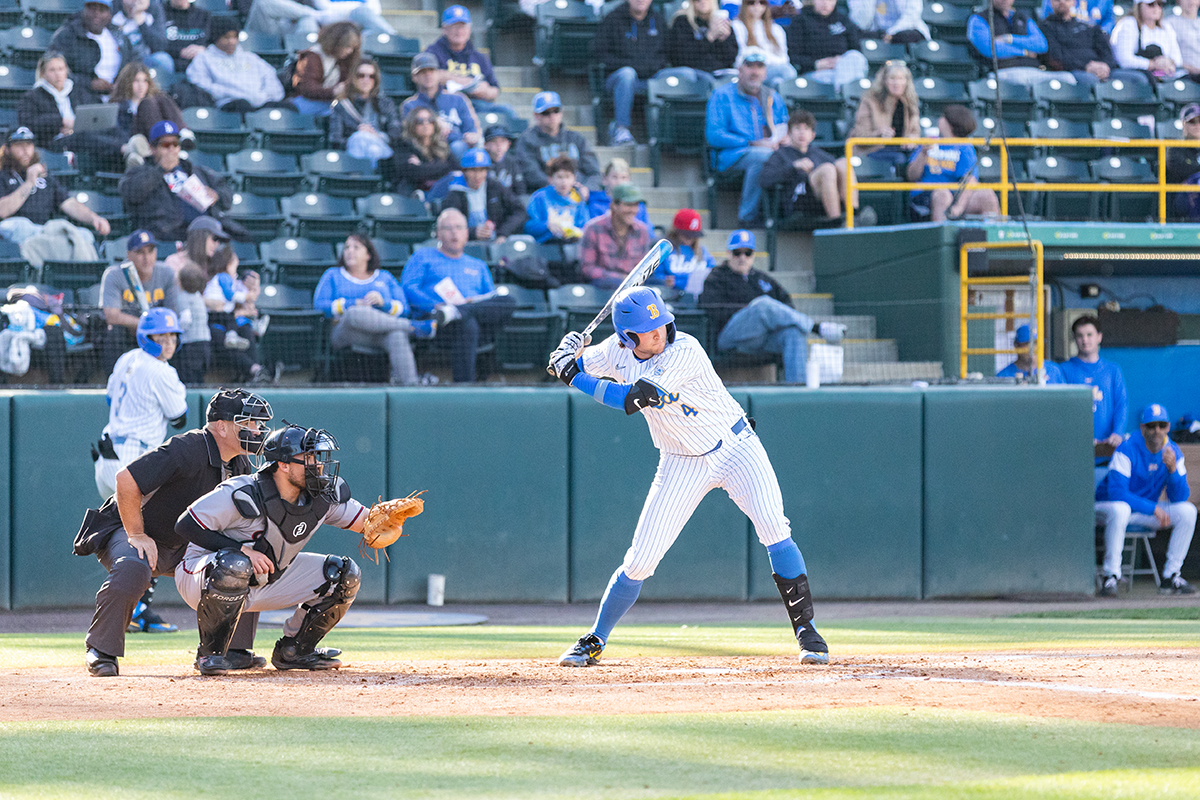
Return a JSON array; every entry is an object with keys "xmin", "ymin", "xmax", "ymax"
[{"xmin": 359, "ymin": 490, "xmax": 425, "ymax": 563}]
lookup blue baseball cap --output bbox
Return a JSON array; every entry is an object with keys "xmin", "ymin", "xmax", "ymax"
[
  {"xmin": 532, "ymin": 91, "xmax": 562, "ymax": 115},
  {"xmin": 1141, "ymin": 403, "xmax": 1170, "ymax": 424},
  {"xmin": 86, "ymin": 0, "xmax": 113, "ymax": 7},
  {"xmin": 149, "ymin": 120, "xmax": 180, "ymax": 144},
  {"xmin": 1013, "ymin": 324, "xmax": 1032, "ymax": 345},
  {"xmin": 460, "ymin": 149, "xmax": 492, "ymax": 169},
  {"xmin": 442, "ymin": 4, "xmax": 470, "ymax": 24},
  {"xmin": 127, "ymin": 229, "xmax": 157, "ymax": 250},
  {"xmin": 727, "ymin": 229, "xmax": 755, "ymax": 250}
]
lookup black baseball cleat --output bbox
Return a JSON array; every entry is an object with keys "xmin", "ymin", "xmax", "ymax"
[
  {"xmin": 271, "ymin": 638, "xmax": 343, "ymax": 671},
  {"xmin": 559, "ymin": 633, "xmax": 604, "ymax": 667},
  {"xmin": 798, "ymin": 623, "xmax": 830, "ymax": 665},
  {"xmin": 1098, "ymin": 574, "xmax": 1120, "ymax": 597},
  {"xmin": 1160, "ymin": 574, "xmax": 1197, "ymax": 595},
  {"xmin": 86, "ymin": 648, "xmax": 119, "ymax": 677},
  {"xmin": 194, "ymin": 653, "xmax": 233, "ymax": 676}
]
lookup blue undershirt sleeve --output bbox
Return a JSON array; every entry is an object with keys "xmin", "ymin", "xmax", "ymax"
[{"xmin": 569, "ymin": 366, "xmax": 631, "ymax": 410}]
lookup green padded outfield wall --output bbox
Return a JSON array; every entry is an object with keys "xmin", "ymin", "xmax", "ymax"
[
  {"xmin": 0, "ymin": 394, "xmax": 10, "ymax": 609},
  {"xmin": 922, "ymin": 386, "xmax": 1096, "ymax": 597},
  {"xmin": 569, "ymin": 390, "xmax": 752, "ymax": 602},
  {"xmin": 747, "ymin": 389, "xmax": 925, "ymax": 601},
  {"xmin": 386, "ymin": 388, "xmax": 569, "ymax": 603}
]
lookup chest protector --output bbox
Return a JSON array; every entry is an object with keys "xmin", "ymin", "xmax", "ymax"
[{"xmin": 232, "ymin": 472, "xmax": 350, "ymax": 584}]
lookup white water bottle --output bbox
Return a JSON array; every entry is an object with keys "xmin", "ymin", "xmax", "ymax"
[{"xmin": 806, "ymin": 358, "xmax": 820, "ymax": 388}]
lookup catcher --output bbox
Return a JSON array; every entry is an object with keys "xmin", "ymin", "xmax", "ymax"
[{"xmin": 173, "ymin": 423, "xmax": 424, "ymax": 675}]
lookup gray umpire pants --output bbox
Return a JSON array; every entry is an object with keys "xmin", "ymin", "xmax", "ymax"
[
  {"xmin": 331, "ymin": 305, "xmax": 419, "ymax": 385},
  {"xmin": 86, "ymin": 528, "xmax": 259, "ymax": 657}
]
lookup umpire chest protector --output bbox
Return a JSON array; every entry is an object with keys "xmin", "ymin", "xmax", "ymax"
[{"xmin": 231, "ymin": 472, "xmax": 349, "ymax": 581}]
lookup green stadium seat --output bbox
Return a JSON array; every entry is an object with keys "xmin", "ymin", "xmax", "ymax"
[
  {"xmin": 647, "ymin": 71, "xmax": 711, "ymax": 185},
  {"xmin": 183, "ymin": 107, "xmax": 251, "ymax": 154},
  {"xmin": 281, "ymin": 193, "xmax": 362, "ymax": 243}
]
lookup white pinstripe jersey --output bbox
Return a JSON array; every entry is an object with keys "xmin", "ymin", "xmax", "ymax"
[
  {"xmin": 581, "ymin": 332, "xmax": 747, "ymax": 456},
  {"xmin": 103, "ymin": 348, "xmax": 189, "ymax": 448}
]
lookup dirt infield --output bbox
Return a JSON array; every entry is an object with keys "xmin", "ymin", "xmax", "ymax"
[{"xmin": 3, "ymin": 650, "xmax": 1197, "ymax": 728}]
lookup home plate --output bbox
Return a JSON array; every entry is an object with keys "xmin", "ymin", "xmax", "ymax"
[{"xmin": 258, "ymin": 608, "xmax": 489, "ymax": 628}]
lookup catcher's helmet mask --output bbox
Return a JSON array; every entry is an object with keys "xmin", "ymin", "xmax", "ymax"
[
  {"xmin": 136, "ymin": 307, "xmax": 183, "ymax": 358},
  {"xmin": 257, "ymin": 422, "xmax": 341, "ymax": 500},
  {"xmin": 612, "ymin": 286, "xmax": 676, "ymax": 350},
  {"xmin": 206, "ymin": 388, "xmax": 273, "ymax": 454}
]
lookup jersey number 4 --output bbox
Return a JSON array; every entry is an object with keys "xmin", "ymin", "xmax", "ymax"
[{"xmin": 681, "ymin": 403, "xmax": 698, "ymax": 417}]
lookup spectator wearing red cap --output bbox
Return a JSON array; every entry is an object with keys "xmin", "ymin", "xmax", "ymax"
[
  {"xmin": 578, "ymin": 183, "xmax": 653, "ymax": 289},
  {"xmin": 662, "ymin": 208, "xmax": 716, "ymax": 296}
]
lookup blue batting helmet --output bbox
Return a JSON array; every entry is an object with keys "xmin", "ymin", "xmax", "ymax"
[
  {"xmin": 612, "ymin": 286, "xmax": 675, "ymax": 350},
  {"xmin": 136, "ymin": 307, "xmax": 182, "ymax": 358}
]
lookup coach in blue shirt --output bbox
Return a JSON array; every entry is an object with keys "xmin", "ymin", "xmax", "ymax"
[
  {"xmin": 1060, "ymin": 314, "xmax": 1127, "ymax": 478},
  {"xmin": 1095, "ymin": 403, "xmax": 1197, "ymax": 597}
]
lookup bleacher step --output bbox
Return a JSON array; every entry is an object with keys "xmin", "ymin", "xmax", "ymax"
[
  {"xmin": 772, "ymin": 270, "xmax": 816, "ymax": 294},
  {"xmin": 593, "ymin": 144, "xmax": 649, "ymax": 169},
  {"xmin": 790, "ymin": 294, "xmax": 834, "ymax": 316},
  {"xmin": 841, "ymin": 362, "xmax": 945, "ymax": 383},
  {"xmin": 492, "ymin": 65, "xmax": 540, "ymax": 88},
  {"xmin": 840, "ymin": 340, "xmax": 899, "ymax": 363},
  {"xmin": 811, "ymin": 315, "xmax": 876, "ymax": 340}
]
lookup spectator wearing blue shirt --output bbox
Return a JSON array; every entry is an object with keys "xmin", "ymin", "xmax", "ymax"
[
  {"xmin": 1041, "ymin": 0, "xmax": 1115, "ymax": 35},
  {"xmin": 967, "ymin": 0, "xmax": 1077, "ymax": 86},
  {"xmin": 1059, "ymin": 314, "xmax": 1128, "ymax": 478},
  {"xmin": 997, "ymin": 324, "xmax": 1066, "ymax": 382},
  {"xmin": 401, "ymin": 52, "xmax": 481, "ymax": 160},
  {"xmin": 705, "ymin": 47, "xmax": 789, "ymax": 226},
  {"xmin": 1095, "ymin": 403, "xmax": 1197, "ymax": 596},
  {"xmin": 524, "ymin": 155, "xmax": 592, "ymax": 243},
  {"xmin": 400, "ymin": 208, "xmax": 516, "ymax": 382},
  {"xmin": 314, "ymin": 234, "xmax": 435, "ymax": 385},
  {"xmin": 905, "ymin": 105, "xmax": 999, "ymax": 221}
]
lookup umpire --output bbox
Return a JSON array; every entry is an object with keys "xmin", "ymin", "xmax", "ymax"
[{"xmin": 74, "ymin": 388, "xmax": 273, "ymax": 677}]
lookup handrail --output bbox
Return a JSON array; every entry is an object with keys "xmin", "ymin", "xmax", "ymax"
[{"xmin": 842, "ymin": 136, "xmax": 1200, "ymax": 227}]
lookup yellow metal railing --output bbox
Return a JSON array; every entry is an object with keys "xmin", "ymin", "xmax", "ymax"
[
  {"xmin": 843, "ymin": 137, "xmax": 1200, "ymax": 227},
  {"xmin": 959, "ymin": 239, "xmax": 1044, "ymax": 380}
]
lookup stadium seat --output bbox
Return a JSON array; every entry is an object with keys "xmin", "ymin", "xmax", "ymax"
[
  {"xmin": 1092, "ymin": 155, "xmax": 1156, "ymax": 221},
  {"xmin": 283, "ymin": 31, "xmax": 320, "ymax": 55},
  {"xmin": 647, "ymin": 72, "xmax": 711, "ymax": 185},
  {"xmin": 40, "ymin": 259, "xmax": 109, "ymax": 291},
  {"xmin": 859, "ymin": 38, "xmax": 908, "ymax": 71},
  {"xmin": 69, "ymin": 192, "xmax": 128, "ymax": 239},
  {"xmin": 231, "ymin": 240, "xmax": 265, "ymax": 271},
  {"xmin": 0, "ymin": 26, "xmax": 54, "ymax": 70},
  {"xmin": 371, "ymin": 239, "xmax": 412, "ymax": 271},
  {"xmin": 239, "ymin": 31, "xmax": 287, "ymax": 68},
  {"xmin": 1093, "ymin": 117, "xmax": 1154, "ymax": 141},
  {"xmin": 28, "ymin": 0, "xmax": 77, "ymax": 30},
  {"xmin": 533, "ymin": 0, "xmax": 601, "ymax": 89},
  {"xmin": 183, "ymin": 107, "xmax": 251, "ymax": 154},
  {"xmin": 246, "ymin": 108, "xmax": 325, "ymax": 155},
  {"xmin": 913, "ymin": 41, "xmax": 978, "ymax": 82},
  {"xmin": 779, "ymin": 77, "xmax": 843, "ymax": 121},
  {"xmin": 914, "ymin": 77, "xmax": 969, "ymax": 118},
  {"xmin": 1027, "ymin": 117, "xmax": 1092, "ymax": 157},
  {"xmin": 302, "ymin": 150, "xmax": 382, "ymax": 197},
  {"xmin": 968, "ymin": 77, "xmax": 1036, "ymax": 120},
  {"xmin": 362, "ymin": 32, "xmax": 421, "ymax": 75},
  {"xmin": 494, "ymin": 283, "xmax": 549, "ymax": 311},
  {"xmin": 548, "ymin": 283, "xmax": 605, "ymax": 312},
  {"xmin": 0, "ymin": 0, "xmax": 22, "ymax": 28},
  {"xmin": 0, "ymin": 107, "xmax": 17, "ymax": 141},
  {"xmin": 849, "ymin": 155, "xmax": 903, "ymax": 226},
  {"xmin": 379, "ymin": 71, "xmax": 411, "ymax": 103},
  {"xmin": 257, "ymin": 283, "xmax": 313, "ymax": 310},
  {"xmin": 841, "ymin": 77, "xmax": 874, "ymax": 110},
  {"xmin": 476, "ymin": 106, "xmax": 528, "ymax": 136},
  {"xmin": 281, "ymin": 193, "xmax": 362, "ymax": 243},
  {"xmin": 357, "ymin": 193, "xmax": 434, "ymax": 243},
  {"xmin": 1157, "ymin": 118, "xmax": 1184, "ymax": 139},
  {"xmin": 1026, "ymin": 155, "xmax": 1094, "ymax": 219},
  {"xmin": 180, "ymin": 149, "xmax": 229, "ymax": 180},
  {"xmin": 261, "ymin": 237, "xmax": 337, "ymax": 290},
  {"xmin": 1032, "ymin": 79, "xmax": 1096, "ymax": 122},
  {"xmin": 1094, "ymin": 78, "xmax": 1159, "ymax": 119},
  {"xmin": 227, "ymin": 149, "xmax": 306, "ymax": 197},
  {"xmin": 977, "ymin": 153, "xmax": 1029, "ymax": 212},
  {"xmin": 0, "ymin": 239, "xmax": 27, "ymax": 285},
  {"xmin": 1157, "ymin": 78, "xmax": 1200, "ymax": 117},
  {"xmin": 922, "ymin": 1, "xmax": 971, "ymax": 43},
  {"xmin": 495, "ymin": 310, "xmax": 563, "ymax": 373},
  {"xmin": 228, "ymin": 192, "xmax": 286, "ymax": 240},
  {"xmin": 0, "ymin": 65, "xmax": 35, "ymax": 110}
]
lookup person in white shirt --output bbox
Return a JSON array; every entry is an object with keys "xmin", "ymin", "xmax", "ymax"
[
  {"xmin": 185, "ymin": 17, "xmax": 288, "ymax": 113},
  {"xmin": 1165, "ymin": 0, "xmax": 1200, "ymax": 77},
  {"xmin": 733, "ymin": 0, "xmax": 796, "ymax": 86},
  {"xmin": 1110, "ymin": 0, "xmax": 1186, "ymax": 79}
]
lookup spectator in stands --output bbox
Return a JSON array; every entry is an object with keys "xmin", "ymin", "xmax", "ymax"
[
  {"xmin": 587, "ymin": 158, "xmax": 651, "ymax": 228},
  {"xmin": 906, "ymin": 105, "xmax": 999, "ymax": 221},
  {"xmin": 516, "ymin": 91, "xmax": 602, "ymax": 193},
  {"xmin": 401, "ymin": 52, "xmax": 481, "ymax": 159},
  {"xmin": 99, "ymin": 228, "xmax": 180, "ymax": 372},
  {"xmin": 441, "ymin": 149, "xmax": 527, "ymax": 244},
  {"xmin": 113, "ymin": 0, "xmax": 175, "ymax": 77},
  {"xmin": 329, "ymin": 58, "xmax": 400, "ymax": 174},
  {"xmin": 164, "ymin": 214, "xmax": 227, "ymax": 273},
  {"xmin": 997, "ymin": 324, "xmax": 1065, "ymax": 382},
  {"xmin": 705, "ymin": 48, "xmax": 789, "ymax": 226},
  {"xmin": 163, "ymin": 0, "xmax": 210, "ymax": 73},
  {"xmin": 1112, "ymin": 0, "xmax": 1185, "ymax": 81},
  {"xmin": 1060, "ymin": 314, "xmax": 1129, "ymax": 485},
  {"xmin": 525, "ymin": 155, "xmax": 591, "ymax": 243},
  {"xmin": 110, "ymin": 63, "xmax": 187, "ymax": 169},
  {"xmin": 289, "ymin": 20, "xmax": 362, "ymax": 117},
  {"xmin": 314, "ymin": 233, "xmax": 434, "ymax": 385},
  {"xmin": 1042, "ymin": 0, "xmax": 1149, "ymax": 85},
  {"xmin": 1041, "ymin": 0, "xmax": 1115, "ymax": 35},
  {"xmin": 49, "ymin": 0, "xmax": 134, "ymax": 101},
  {"xmin": 967, "ymin": 0, "xmax": 1076, "ymax": 86},
  {"xmin": 1095, "ymin": 403, "xmax": 1197, "ymax": 597},
  {"xmin": 19, "ymin": 52, "xmax": 127, "ymax": 173},
  {"xmin": 699, "ymin": 228, "xmax": 845, "ymax": 383},
  {"xmin": 483, "ymin": 125, "xmax": 527, "ymax": 196},
  {"xmin": 593, "ymin": 0, "xmax": 670, "ymax": 144},
  {"xmin": 578, "ymin": 183, "xmax": 652, "ymax": 288},
  {"xmin": 786, "ymin": 0, "xmax": 869, "ymax": 89},
  {"xmin": 733, "ymin": 0, "xmax": 796, "ymax": 88},
  {"xmin": 393, "ymin": 107, "xmax": 454, "ymax": 195},
  {"xmin": 1167, "ymin": 103, "xmax": 1200, "ymax": 220},
  {"xmin": 312, "ymin": 0, "xmax": 395, "ymax": 36},
  {"xmin": 760, "ymin": 109, "xmax": 862, "ymax": 225},
  {"xmin": 667, "ymin": 0, "xmax": 739, "ymax": 87},
  {"xmin": 0, "ymin": 127, "xmax": 112, "ymax": 245},
  {"xmin": 245, "ymin": 0, "xmax": 321, "ymax": 38},
  {"xmin": 661, "ymin": 208, "xmax": 716, "ymax": 297},
  {"xmin": 401, "ymin": 208, "xmax": 517, "ymax": 383},
  {"xmin": 849, "ymin": 61, "xmax": 921, "ymax": 167},
  {"xmin": 1167, "ymin": 0, "xmax": 1200, "ymax": 77},
  {"xmin": 427, "ymin": 5, "xmax": 514, "ymax": 119},
  {"xmin": 847, "ymin": 0, "xmax": 929, "ymax": 43},
  {"xmin": 173, "ymin": 262, "xmax": 210, "ymax": 384},
  {"xmin": 203, "ymin": 245, "xmax": 272, "ymax": 384},
  {"xmin": 185, "ymin": 16, "xmax": 290, "ymax": 113},
  {"xmin": 120, "ymin": 120, "xmax": 233, "ymax": 244}
]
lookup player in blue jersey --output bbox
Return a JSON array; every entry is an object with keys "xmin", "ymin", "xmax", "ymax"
[
  {"xmin": 1059, "ymin": 315, "xmax": 1128, "ymax": 485},
  {"xmin": 996, "ymin": 324, "xmax": 1065, "ymax": 383},
  {"xmin": 548, "ymin": 285, "xmax": 829, "ymax": 668}
]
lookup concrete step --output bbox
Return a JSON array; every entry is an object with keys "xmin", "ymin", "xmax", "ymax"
[
  {"xmin": 628, "ymin": 166, "xmax": 654, "ymax": 187},
  {"xmin": 841, "ymin": 362, "xmax": 946, "ymax": 383},
  {"xmin": 811, "ymin": 314, "xmax": 876, "ymax": 340},
  {"xmin": 791, "ymin": 293, "xmax": 833, "ymax": 316},
  {"xmin": 594, "ymin": 144, "xmax": 649, "ymax": 169},
  {"xmin": 841, "ymin": 340, "xmax": 898, "ymax": 363},
  {"xmin": 497, "ymin": 88, "xmax": 540, "ymax": 117},
  {"xmin": 639, "ymin": 186, "xmax": 703, "ymax": 209},
  {"xmin": 493, "ymin": 65, "xmax": 539, "ymax": 88},
  {"xmin": 773, "ymin": 270, "xmax": 817, "ymax": 294},
  {"xmin": 567, "ymin": 124, "xmax": 597, "ymax": 145}
]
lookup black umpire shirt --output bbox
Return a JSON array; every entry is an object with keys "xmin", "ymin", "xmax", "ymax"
[{"xmin": 0, "ymin": 169, "xmax": 69, "ymax": 226}]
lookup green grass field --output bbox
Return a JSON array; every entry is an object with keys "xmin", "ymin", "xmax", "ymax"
[{"xmin": 2, "ymin": 617, "xmax": 1198, "ymax": 799}]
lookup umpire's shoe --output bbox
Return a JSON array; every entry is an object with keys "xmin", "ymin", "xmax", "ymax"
[
  {"xmin": 194, "ymin": 653, "xmax": 233, "ymax": 676},
  {"xmin": 194, "ymin": 648, "xmax": 267, "ymax": 671},
  {"xmin": 798, "ymin": 623, "xmax": 830, "ymax": 666},
  {"xmin": 559, "ymin": 633, "xmax": 604, "ymax": 667},
  {"xmin": 128, "ymin": 601, "xmax": 179, "ymax": 633},
  {"xmin": 271, "ymin": 637, "xmax": 343, "ymax": 670},
  {"xmin": 86, "ymin": 648, "xmax": 119, "ymax": 677}
]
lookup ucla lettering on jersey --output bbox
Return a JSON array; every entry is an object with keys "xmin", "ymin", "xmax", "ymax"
[
  {"xmin": 925, "ymin": 145, "xmax": 966, "ymax": 176},
  {"xmin": 448, "ymin": 59, "xmax": 483, "ymax": 80}
]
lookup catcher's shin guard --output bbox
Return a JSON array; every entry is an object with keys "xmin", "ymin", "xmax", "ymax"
[
  {"xmin": 196, "ymin": 549, "xmax": 253, "ymax": 659},
  {"xmin": 292, "ymin": 555, "xmax": 360, "ymax": 654}
]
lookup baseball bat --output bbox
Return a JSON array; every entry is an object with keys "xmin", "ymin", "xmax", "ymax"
[
  {"xmin": 120, "ymin": 260, "xmax": 151, "ymax": 315},
  {"xmin": 547, "ymin": 239, "xmax": 673, "ymax": 375}
]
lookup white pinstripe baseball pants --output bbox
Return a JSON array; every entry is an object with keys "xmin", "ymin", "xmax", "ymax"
[{"xmin": 621, "ymin": 428, "xmax": 792, "ymax": 581}]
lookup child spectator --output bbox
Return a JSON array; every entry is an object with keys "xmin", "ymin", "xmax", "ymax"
[
  {"xmin": 483, "ymin": 125, "xmax": 527, "ymax": 196},
  {"xmin": 905, "ymin": 104, "xmax": 999, "ymax": 222},
  {"xmin": 760, "ymin": 109, "xmax": 861, "ymax": 224},
  {"xmin": 203, "ymin": 246, "xmax": 271, "ymax": 383},
  {"xmin": 524, "ymin": 155, "xmax": 591, "ymax": 242},
  {"xmin": 587, "ymin": 159, "xmax": 651, "ymax": 228},
  {"xmin": 662, "ymin": 208, "xmax": 716, "ymax": 296},
  {"xmin": 174, "ymin": 263, "xmax": 211, "ymax": 385}
]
